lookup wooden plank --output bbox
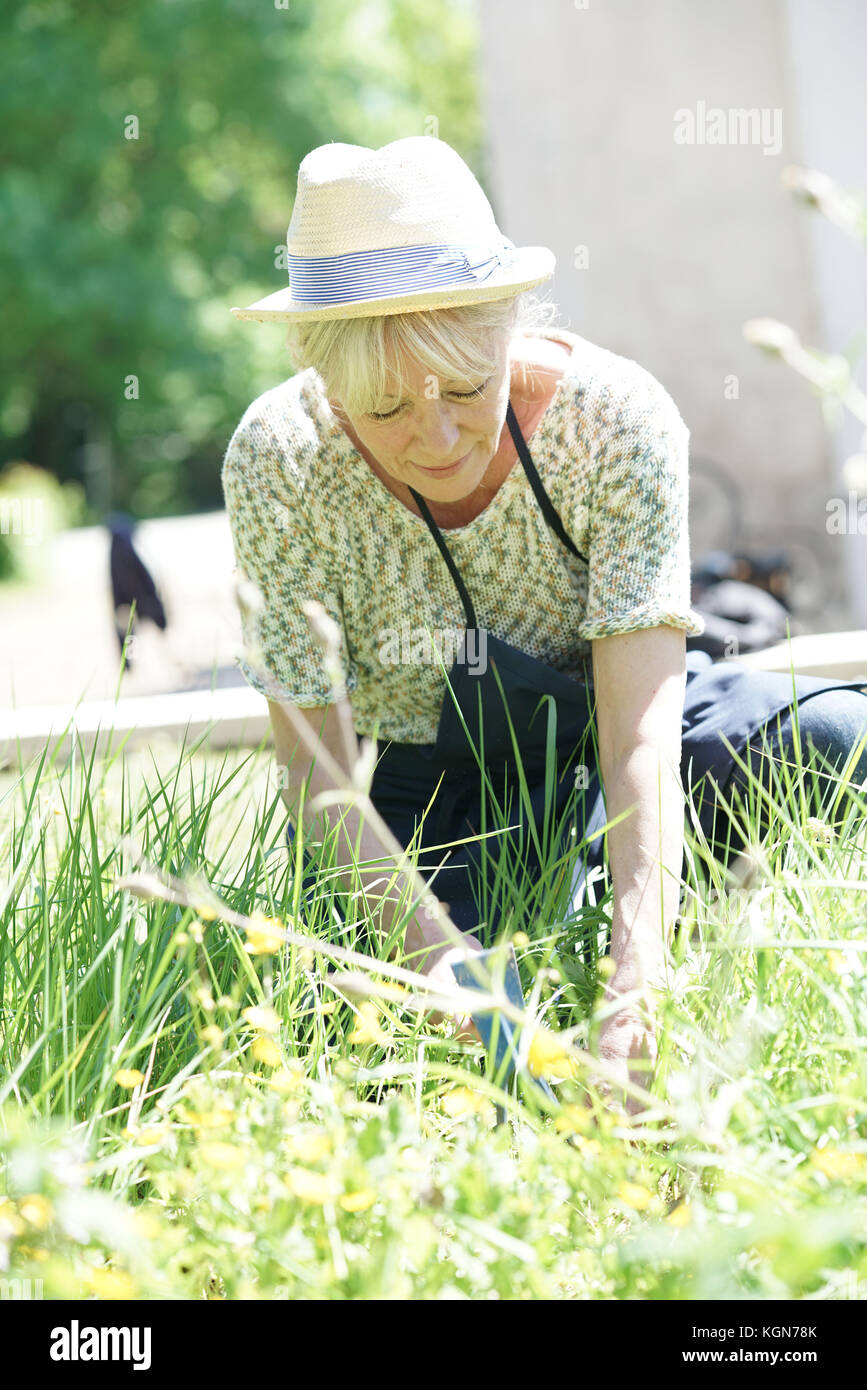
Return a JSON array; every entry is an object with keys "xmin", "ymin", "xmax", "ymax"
[{"xmin": 0, "ymin": 686, "xmax": 272, "ymax": 769}]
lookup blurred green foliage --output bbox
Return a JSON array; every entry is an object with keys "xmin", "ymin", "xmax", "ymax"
[{"xmin": 0, "ymin": 0, "xmax": 482, "ymax": 522}]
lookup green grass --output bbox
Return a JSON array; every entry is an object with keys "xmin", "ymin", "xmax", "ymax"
[{"xmin": 2, "ymin": 713, "xmax": 867, "ymax": 1300}]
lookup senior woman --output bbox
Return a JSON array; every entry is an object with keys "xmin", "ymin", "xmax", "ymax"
[{"xmin": 222, "ymin": 137, "xmax": 867, "ymax": 1098}]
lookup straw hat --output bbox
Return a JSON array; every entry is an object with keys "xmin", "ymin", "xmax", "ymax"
[{"xmin": 231, "ymin": 136, "xmax": 555, "ymax": 323}]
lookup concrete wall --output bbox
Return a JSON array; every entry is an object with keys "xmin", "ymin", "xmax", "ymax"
[{"xmin": 476, "ymin": 0, "xmax": 867, "ymax": 626}]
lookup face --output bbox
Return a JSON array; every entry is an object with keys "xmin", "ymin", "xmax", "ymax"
[{"xmin": 331, "ymin": 327, "xmax": 512, "ymax": 502}]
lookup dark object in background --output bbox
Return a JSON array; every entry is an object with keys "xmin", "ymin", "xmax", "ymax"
[
  {"xmin": 688, "ymin": 549, "xmax": 793, "ymax": 659},
  {"xmin": 106, "ymin": 511, "xmax": 167, "ymax": 671}
]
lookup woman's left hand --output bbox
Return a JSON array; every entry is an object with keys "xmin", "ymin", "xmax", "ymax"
[{"xmin": 593, "ymin": 1002, "xmax": 658, "ymax": 1116}]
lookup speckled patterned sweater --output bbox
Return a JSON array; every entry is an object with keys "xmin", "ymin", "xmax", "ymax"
[{"xmin": 221, "ymin": 327, "xmax": 706, "ymax": 744}]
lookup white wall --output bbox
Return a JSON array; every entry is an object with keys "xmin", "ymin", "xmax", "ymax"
[{"xmin": 476, "ymin": 0, "xmax": 867, "ymax": 626}]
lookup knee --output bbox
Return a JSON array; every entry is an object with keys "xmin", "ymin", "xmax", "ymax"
[{"xmin": 784, "ymin": 690, "xmax": 867, "ymax": 784}]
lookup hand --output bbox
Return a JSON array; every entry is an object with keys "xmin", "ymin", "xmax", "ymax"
[
  {"xmin": 418, "ymin": 933, "xmax": 486, "ymax": 1043},
  {"xmin": 588, "ymin": 993, "xmax": 658, "ymax": 1117}
]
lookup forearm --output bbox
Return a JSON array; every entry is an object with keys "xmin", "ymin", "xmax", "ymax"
[
  {"xmin": 280, "ymin": 767, "xmax": 465, "ymax": 971},
  {"xmin": 600, "ymin": 739, "xmax": 684, "ymax": 992}
]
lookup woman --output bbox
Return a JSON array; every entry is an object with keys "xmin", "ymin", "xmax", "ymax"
[{"xmin": 222, "ymin": 137, "xmax": 867, "ymax": 1100}]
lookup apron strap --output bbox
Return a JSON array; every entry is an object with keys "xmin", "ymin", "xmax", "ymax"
[
  {"xmin": 407, "ymin": 484, "xmax": 478, "ymax": 630},
  {"xmin": 506, "ymin": 400, "xmax": 589, "ymax": 565}
]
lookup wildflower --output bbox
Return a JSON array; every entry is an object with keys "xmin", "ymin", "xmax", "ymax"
[
  {"xmin": 284, "ymin": 1131, "xmax": 331, "ymax": 1163},
  {"xmin": 804, "ymin": 816, "xmax": 836, "ymax": 844},
  {"xmin": 527, "ymin": 1024, "xmax": 577, "ymax": 1081},
  {"xmin": 810, "ymin": 1147, "xmax": 867, "ymax": 1179},
  {"xmin": 0, "ymin": 1198, "xmax": 25, "ymax": 1239},
  {"xmin": 192, "ymin": 900, "xmax": 220, "ymax": 922},
  {"xmin": 17, "ymin": 1194, "xmax": 53, "ymax": 1229},
  {"xmin": 251, "ymin": 1035, "xmax": 282, "ymax": 1067},
  {"xmin": 339, "ymin": 1189, "xmax": 377, "ymax": 1213},
  {"xmin": 200, "ymin": 1143, "xmax": 247, "ymax": 1170},
  {"xmin": 554, "ymin": 1104, "xmax": 592, "ymax": 1136},
  {"xmin": 512, "ymin": 931, "xmax": 530, "ymax": 949},
  {"xmin": 185, "ymin": 1106, "xmax": 235, "ymax": 1130},
  {"xmin": 83, "ymin": 1266, "xmax": 136, "ymax": 1300},
  {"xmin": 201, "ymin": 1025, "xmax": 224, "ymax": 1048},
  {"xmin": 268, "ymin": 1064, "xmax": 305, "ymax": 1095},
  {"xmin": 244, "ymin": 913, "xmax": 286, "ymax": 956},
  {"xmin": 132, "ymin": 1209, "xmax": 163, "ymax": 1240},
  {"xmin": 617, "ymin": 1181, "xmax": 654, "ymax": 1211},
  {"xmin": 348, "ymin": 1001, "xmax": 390, "ymax": 1047},
  {"xmin": 114, "ymin": 1069, "xmax": 145, "ymax": 1089},
  {"xmin": 441, "ymin": 1086, "xmax": 488, "ymax": 1119},
  {"xmin": 242, "ymin": 1005, "xmax": 281, "ymax": 1033},
  {"xmin": 285, "ymin": 1167, "xmax": 337, "ymax": 1205},
  {"xmin": 666, "ymin": 1201, "xmax": 692, "ymax": 1228}
]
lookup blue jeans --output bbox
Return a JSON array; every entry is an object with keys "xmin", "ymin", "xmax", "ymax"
[{"xmin": 711, "ymin": 688, "xmax": 867, "ymax": 856}]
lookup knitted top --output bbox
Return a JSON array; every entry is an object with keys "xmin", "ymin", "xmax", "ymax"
[{"xmin": 221, "ymin": 327, "xmax": 706, "ymax": 744}]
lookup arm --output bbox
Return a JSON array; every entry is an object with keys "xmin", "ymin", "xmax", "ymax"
[
  {"xmin": 268, "ymin": 696, "xmax": 484, "ymax": 1021},
  {"xmin": 589, "ymin": 624, "xmax": 687, "ymax": 1104}
]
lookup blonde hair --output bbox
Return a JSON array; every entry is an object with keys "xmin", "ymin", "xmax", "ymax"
[{"xmin": 285, "ymin": 291, "xmax": 562, "ymax": 417}]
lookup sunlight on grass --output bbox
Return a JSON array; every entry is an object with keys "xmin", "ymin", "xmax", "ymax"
[{"xmin": 1, "ymin": 706, "xmax": 867, "ymax": 1299}]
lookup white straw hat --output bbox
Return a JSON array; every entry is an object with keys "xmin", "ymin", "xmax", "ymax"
[{"xmin": 231, "ymin": 136, "xmax": 555, "ymax": 323}]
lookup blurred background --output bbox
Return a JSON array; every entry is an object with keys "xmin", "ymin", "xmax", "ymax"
[{"xmin": 1, "ymin": 0, "xmax": 865, "ymax": 713}]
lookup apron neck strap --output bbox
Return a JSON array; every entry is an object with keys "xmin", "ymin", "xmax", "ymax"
[
  {"xmin": 407, "ymin": 484, "xmax": 478, "ymax": 630},
  {"xmin": 505, "ymin": 401, "xmax": 588, "ymax": 565}
]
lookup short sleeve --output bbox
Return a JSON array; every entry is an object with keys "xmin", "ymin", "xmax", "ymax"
[
  {"xmin": 578, "ymin": 374, "xmax": 706, "ymax": 641},
  {"xmin": 221, "ymin": 413, "xmax": 357, "ymax": 706}
]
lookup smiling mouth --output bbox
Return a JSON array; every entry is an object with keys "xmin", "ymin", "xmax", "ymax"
[{"xmin": 413, "ymin": 452, "xmax": 470, "ymax": 475}]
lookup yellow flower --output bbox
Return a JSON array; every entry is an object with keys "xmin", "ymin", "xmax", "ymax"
[
  {"xmin": 348, "ymin": 1001, "xmax": 389, "ymax": 1047},
  {"xmin": 243, "ymin": 913, "xmax": 285, "ymax": 955},
  {"xmin": 201, "ymin": 1025, "xmax": 224, "ymax": 1048},
  {"xmin": 132, "ymin": 1210, "xmax": 163, "ymax": 1239},
  {"xmin": 18, "ymin": 1193, "xmax": 53, "ymax": 1229},
  {"xmin": 339, "ymin": 1188, "xmax": 377, "ymax": 1213},
  {"xmin": 0, "ymin": 1197, "xmax": 26, "ymax": 1238},
  {"xmin": 285, "ymin": 1167, "xmax": 337, "ymax": 1205},
  {"xmin": 192, "ymin": 901, "xmax": 219, "ymax": 922},
  {"xmin": 284, "ymin": 1131, "xmax": 331, "ymax": 1163},
  {"xmin": 810, "ymin": 1147, "xmax": 867, "ymax": 1179},
  {"xmin": 666, "ymin": 1201, "xmax": 692, "ymax": 1228},
  {"xmin": 186, "ymin": 1106, "xmax": 235, "ymax": 1130},
  {"xmin": 527, "ymin": 1025, "xmax": 577, "ymax": 1081},
  {"xmin": 242, "ymin": 1004, "xmax": 281, "ymax": 1033},
  {"xmin": 114, "ymin": 1068, "xmax": 145, "ymax": 1088},
  {"xmin": 83, "ymin": 1267, "xmax": 136, "ymax": 1300},
  {"xmin": 554, "ymin": 1104, "xmax": 592, "ymax": 1136},
  {"xmin": 268, "ymin": 1064, "xmax": 305, "ymax": 1095},
  {"xmin": 572, "ymin": 1135, "xmax": 602, "ymax": 1158},
  {"xmin": 617, "ymin": 1181, "xmax": 653, "ymax": 1211},
  {"xmin": 200, "ymin": 1143, "xmax": 247, "ymax": 1170},
  {"xmin": 251, "ymin": 1035, "xmax": 283, "ymax": 1067},
  {"xmin": 441, "ymin": 1086, "xmax": 489, "ymax": 1119}
]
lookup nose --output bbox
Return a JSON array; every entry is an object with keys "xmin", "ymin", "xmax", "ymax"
[{"xmin": 411, "ymin": 402, "xmax": 462, "ymax": 460}]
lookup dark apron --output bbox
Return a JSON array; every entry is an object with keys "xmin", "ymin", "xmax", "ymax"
[{"xmin": 364, "ymin": 400, "xmax": 867, "ymax": 936}]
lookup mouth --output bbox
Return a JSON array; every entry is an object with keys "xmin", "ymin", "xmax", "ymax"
[{"xmin": 412, "ymin": 450, "xmax": 471, "ymax": 478}]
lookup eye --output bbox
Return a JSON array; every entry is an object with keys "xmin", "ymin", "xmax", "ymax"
[
  {"xmin": 448, "ymin": 378, "xmax": 491, "ymax": 400},
  {"xmin": 367, "ymin": 403, "xmax": 406, "ymax": 422}
]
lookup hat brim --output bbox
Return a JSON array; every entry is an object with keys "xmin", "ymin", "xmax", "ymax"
[{"xmin": 230, "ymin": 247, "xmax": 555, "ymax": 323}]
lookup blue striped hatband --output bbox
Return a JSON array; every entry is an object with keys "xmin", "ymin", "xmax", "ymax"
[{"xmin": 286, "ymin": 240, "xmax": 518, "ymax": 306}]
